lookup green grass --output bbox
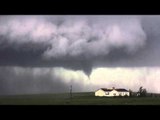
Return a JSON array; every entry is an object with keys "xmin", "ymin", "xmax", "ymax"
[{"xmin": 0, "ymin": 92, "xmax": 160, "ymax": 105}]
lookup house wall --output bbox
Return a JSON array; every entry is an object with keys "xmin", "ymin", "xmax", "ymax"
[
  {"xmin": 105, "ymin": 90, "xmax": 119, "ymax": 97},
  {"xmin": 106, "ymin": 90, "xmax": 130, "ymax": 97},
  {"xmin": 119, "ymin": 92, "xmax": 130, "ymax": 96},
  {"xmin": 95, "ymin": 89, "xmax": 106, "ymax": 96},
  {"xmin": 95, "ymin": 89, "xmax": 130, "ymax": 97}
]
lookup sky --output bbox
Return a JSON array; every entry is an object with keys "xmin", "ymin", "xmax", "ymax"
[{"xmin": 0, "ymin": 15, "xmax": 160, "ymax": 95}]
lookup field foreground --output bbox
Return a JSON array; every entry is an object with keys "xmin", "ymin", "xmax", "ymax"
[{"xmin": 0, "ymin": 92, "xmax": 160, "ymax": 105}]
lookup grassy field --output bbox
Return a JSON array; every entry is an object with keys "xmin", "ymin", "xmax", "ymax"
[{"xmin": 0, "ymin": 92, "xmax": 160, "ymax": 105}]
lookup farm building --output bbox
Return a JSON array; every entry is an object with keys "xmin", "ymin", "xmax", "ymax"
[{"xmin": 95, "ymin": 87, "xmax": 130, "ymax": 97}]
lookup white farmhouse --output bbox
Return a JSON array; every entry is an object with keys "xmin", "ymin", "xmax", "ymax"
[{"xmin": 95, "ymin": 87, "xmax": 130, "ymax": 97}]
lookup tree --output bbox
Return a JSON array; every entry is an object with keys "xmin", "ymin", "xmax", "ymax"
[
  {"xmin": 129, "ymin": 89, "xmax": 133, "ymax": 97},
  {"xmin": 137, "ymin": 86, "xmax": 147, "ymax": 97},
  {"xmin": 141, "ymin": 88, "xmax": 147, "ymax": 97}
]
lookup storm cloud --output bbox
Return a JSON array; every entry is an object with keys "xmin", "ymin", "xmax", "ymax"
[
  {"xmin": 0, "ymin": 66, "xmax": 160, "ymax": 95},
  {"xmin": 0, "ymin": 16, "xmax": 147, "ymax": 75},
  {"xmin": 0, "ymin": 15, "xmax": 160, "ymax": 95},
  {"xmin": 0, "ymin": 66, "xmax": 90, "ymax": 95}
]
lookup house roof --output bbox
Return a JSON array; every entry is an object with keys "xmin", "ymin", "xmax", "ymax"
[
  {"xmin": 101, "ymin": 88, "xmax": 112, "ymax": 92},
  {"xmin": 115, "ymin": 89, "xmax": 128, "ymax": 92},
  {"xmin": 100, "ymin": 88, "xmax": 128, "ymax": 92}
]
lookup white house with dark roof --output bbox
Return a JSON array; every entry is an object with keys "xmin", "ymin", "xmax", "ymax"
[{"xmin": 95, "ymin": 87, "xmax": 130, "ymax": 97}]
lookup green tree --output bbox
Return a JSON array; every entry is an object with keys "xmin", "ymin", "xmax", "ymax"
[
  {"xmin": 129, "ymin": 89, "xmax": 133, "ymax": 97},
  {"xmin": 137, "ymin": 86, "xmax": 147, "ymax": 97}
]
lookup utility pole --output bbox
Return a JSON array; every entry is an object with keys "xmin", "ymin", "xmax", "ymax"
[{"xmin": 70, "ymin": 85, "xmax": 72, "ymax": 100}]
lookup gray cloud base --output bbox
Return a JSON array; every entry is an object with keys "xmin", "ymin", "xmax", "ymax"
[
  {"xmin": 0, "ymin": 16, "xmax": 160, "ymax": 94},
  {"xmin": 0, "ymin": 16, "xmax": 149, "ymax": 75}
]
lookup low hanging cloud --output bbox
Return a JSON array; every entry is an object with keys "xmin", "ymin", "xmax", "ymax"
[
  {"xmin": 0, "ymin": 66, "xmax": 160, "ymax": 95},
  {"xmin": 2, "ymin": 16, "xmax": 159, "ymax": 95},
  {"xmin": 0, "ymin": 16, "xmax": 147, "ymax": 76},
  {"xmin": 0, "ymin": 66, "xmax": 90, "ymax": 95},
  {"xmin": 0, "ymin": 16, "xmax": 146, "ymax": 58},
  {"xmin": 42, "ymin": 17, "xmax": 146, "ymax": 59}
]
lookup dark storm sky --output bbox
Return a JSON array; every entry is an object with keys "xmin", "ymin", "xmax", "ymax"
[{"xmin": 0, "ymin": 15, "xmax": 160, "ymax": 95}]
